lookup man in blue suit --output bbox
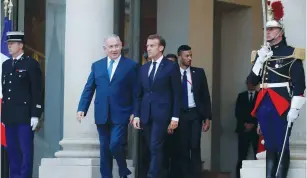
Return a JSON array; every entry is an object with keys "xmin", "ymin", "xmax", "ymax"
[
  {"xmin": 77, "ymin": 34, "xmax": 137, "ymax": 178},
  {"xmin": 133, "ymin": 34, "xmax": 182, "ymax": 178}
]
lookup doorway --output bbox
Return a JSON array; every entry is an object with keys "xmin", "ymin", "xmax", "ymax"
[{"xmin": 212, "ymin": 1, "xmax": 254, "ymax": 177}]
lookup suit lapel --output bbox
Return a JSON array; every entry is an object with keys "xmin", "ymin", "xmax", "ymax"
[
  {"xmin": 190, "ymin": 67, "xmax": 197, "ymax": 98},
  {"xmin": 152, "ymin": 58, "xmax": 166, "ymax": 87},
  {"xmin": 101, "ymin": 58, "xmax": 109, "ymax": 80},
  {"xmin": 110, "ymin": 56, "xmax": 124, "ymax": 83},
  {"xmin": 144, "ymin": 62, "xmax": 151, "ymax": 88},
  {"xmin": 190, "ymin": 67, "xmax": 196, "ymax": 88}
]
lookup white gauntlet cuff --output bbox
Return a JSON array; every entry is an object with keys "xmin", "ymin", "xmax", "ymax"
[
  {"xmin": 290, "ymin": 96, "xmax": 306, "ymax": 110},
  {"xmin": 252, "ymin": 60, "xmax": 263, "ymax": 76}
]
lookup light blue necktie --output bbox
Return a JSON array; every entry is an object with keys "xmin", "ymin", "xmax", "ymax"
[{"xmin": 108, "ymin": 60, "xmax": 115, "ymax": 79}]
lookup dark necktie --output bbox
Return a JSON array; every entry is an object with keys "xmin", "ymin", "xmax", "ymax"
[
  {"xmin": 149, "ymin": 61, "xmax": 157, "ymax": 87},
  {"xmin": 249, "ymin": 92, "xmax": 253, "ymax": 103},
  {"xmin": 182, "ymin": 71, "xmax": 189, "ymax": 109},
  {"xmin": 12, "ymin": 59, "xmax": 17, "ymax": 67}
]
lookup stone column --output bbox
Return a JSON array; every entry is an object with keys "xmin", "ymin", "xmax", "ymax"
[
  {"xmin": 39, "ymin": 0, "xmax": 115, "ymax": 177},
  {"xmin": 241, "ymin": 1, "xmax": 306, "ymax": 177}
]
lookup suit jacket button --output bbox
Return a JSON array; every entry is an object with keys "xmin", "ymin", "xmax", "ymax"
[
  {"xmin": 8, "ymin": 97, "xmax": 10, "ymax": 100},
  {"xmin": 10, "ymin": 73, "xmax": 12, "ymax": 75},
  {"xmin": 8, "ymin": 89, "xmax": 11, "ymax": 92}
]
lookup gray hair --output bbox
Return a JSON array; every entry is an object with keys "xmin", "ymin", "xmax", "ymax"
[{"xmin": 103, "ymin": 34, "xmax": 121, "ymax": 47}]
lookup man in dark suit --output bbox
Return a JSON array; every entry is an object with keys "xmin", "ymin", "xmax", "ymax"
[
  {"xmin": 132, "ymin": 34, "xmax": 181, "ymax": 178},
  {"xmin": 77, "ymin": 34, "xmax": 137, "ymax": 178},
  {"xmin": 175, "ymin": 45, "xmax": 211, "ymax": 178},
  {"xmin": 1, "ymin": 31, "xmax": 43, "ymax": 178},
  {"xmin": 235, "ymin": 80, "xmax": 259, "ymax": 178}
]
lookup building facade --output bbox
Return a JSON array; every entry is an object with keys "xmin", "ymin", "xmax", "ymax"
[{"xmin": 1, "ymin": 0, "xmax": 306, "ymax": 177}]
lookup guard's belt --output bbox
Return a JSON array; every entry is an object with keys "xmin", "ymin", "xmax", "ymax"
[{"xmin": 260, "ymin": 82, "xmax": 290, "ymax": 93}]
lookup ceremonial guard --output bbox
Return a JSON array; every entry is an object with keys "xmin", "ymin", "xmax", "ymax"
[
  {"xmin": 1, "ymin": 31, "xmax": 43, "ymax": 178},
  {"xmin": 248, "ymin": 1, "xmax": 305, "ymax": 177}
]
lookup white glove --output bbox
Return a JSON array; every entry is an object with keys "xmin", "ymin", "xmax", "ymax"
[
  {"xmin": 31, "ymin": 117, "xmax": 39, "ymax": 131},
  {"xmin": 287, "ymin": 96, "xmax": 306, "ymax": 125},
  {"xmin": 287, "ymin": 108, "xmax": 299, "ymax": 123},
  {"xmin": 252, "ymin": 46, "xmax": 273, "ymax": 76}
]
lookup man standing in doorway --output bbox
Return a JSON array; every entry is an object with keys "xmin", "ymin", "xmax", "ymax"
[
  {"xmin": 77, "ymin": 35, "xmax": 137, "ymax": 178},
  {"xmin": 235, "ymin": 80, "xmax": 259, "ymax": 178},
  {"xmin": 176, "ymin": 45, "xmax": 212, "ymax": 178},
  {"xmin": 1, "ymin": 31, "xmax": 43, "ymax": 178},
  {"xmin": 133, "ymin": 34, "xmax": 181, "ymax": 178}
]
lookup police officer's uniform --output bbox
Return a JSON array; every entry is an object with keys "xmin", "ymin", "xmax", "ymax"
[
  {"xmin": 247, "ymin": 1, "xmax": 305, "ymax": 177},
  {"xmin": 1, "ymin": 31, "xmax": 43, "ymax": 178}
]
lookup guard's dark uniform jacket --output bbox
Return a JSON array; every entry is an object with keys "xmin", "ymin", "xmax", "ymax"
[
  {"xmin": 1, "ymin": 55, "xmax": 43, "ymax": 125},
  {"xmin": 248, "ymin": 40, "xmax": 305, "ymax": 116}
]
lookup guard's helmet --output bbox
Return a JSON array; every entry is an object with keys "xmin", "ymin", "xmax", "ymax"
[{"xmin": 266, "ymin": 0, "xmax": 284, "ymax": 29}]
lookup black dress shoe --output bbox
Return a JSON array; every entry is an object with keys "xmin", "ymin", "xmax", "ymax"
[{"xmin": 266, "ymin": 151, "xmax": 277, "ymax": 178}]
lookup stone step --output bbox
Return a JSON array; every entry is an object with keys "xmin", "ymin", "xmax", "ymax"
[{"xmin": 201, "ymin": 170, "xmax": 231, "ymax": 178}]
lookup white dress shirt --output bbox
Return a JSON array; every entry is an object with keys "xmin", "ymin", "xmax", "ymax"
[
  {"xmin": 148, "ymin": 55, "xmax": 163, "ymax": 77},
  {"xmin": 107, "ymin": 55, "xmax": 121, "ymax": 81},
  {"xmin": 180, "ymin": 67, "xmax": 196, "ymax": 108}
]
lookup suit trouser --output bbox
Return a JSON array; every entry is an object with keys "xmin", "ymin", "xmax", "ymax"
[
  {"xmin": 5, "ymin": 124, "xmax": 34, "ymax": 178},
  {"xmin": 235, "ymin": 131, "xmax": 258, "ymax": 178},
  {"xmin": 177, "ymin": 108, "xmax": 202, "ymax": 178},
  {"xmin": 138, "ymin": 130, "xmax": 150, "ymax": 178},
  {"xmin": 163, "ymin": 131, "xmax": 179, "ymax": 178},
  {"xmin": 96, "ymin": 123, "xmax": 131, "ymax": 178},
  {"xmin": 143, "ymin": 118, "xmax": 169, "ymax": 178}
]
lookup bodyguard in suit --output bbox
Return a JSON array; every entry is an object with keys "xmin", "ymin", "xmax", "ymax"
[
  {"xmin": 132, "ymin": 34, "xmax": 181, "ymax": 178},
  {"xmin": 235, "ymin": 80, "xmax": 259, "ymax": 178},
  {"xmin": 176, "ymin": 45, "xmax": 212, "ymax": 178},
  {"xmin": 77, "ymin": 35, "xmax": 137, "ymax": 178},
  {"xmin": 1, "ymin": 31, "xmax": 43, "ymax": 178}
]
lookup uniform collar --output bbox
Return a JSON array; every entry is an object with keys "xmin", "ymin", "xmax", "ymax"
[
  {"xmin": 271, "ymin": 39, "xmax": 287, "ymax": 49},
  {"xmin": 13, "ymin": 53, "xmax": 24, "ymax": 60}
]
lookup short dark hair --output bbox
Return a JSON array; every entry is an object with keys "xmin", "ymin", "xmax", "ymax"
[
  {"xmin": 177, "ymin": 45, "xmax": 191, "ymax": 56},
  {"xmin": 166, "ymin": 53, "xmax": 178, "ymax": 62},
  {"xmin": 147, "ymin": 34, "xmax": 166, "ymax": 51}
]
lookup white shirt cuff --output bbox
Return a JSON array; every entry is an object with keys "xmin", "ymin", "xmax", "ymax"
[
  {"xmin": 171, "ymin": 117, "xmax": 179, "ymax": 121},
  {"xmin": 134, "ymin": 117, "xmax": 140, "ymax": 120}
]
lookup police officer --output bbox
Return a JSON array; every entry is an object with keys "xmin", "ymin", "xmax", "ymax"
[
  {"xmin": 247, "ymin": 1, "xmax": 305, "ymax": 178},
  {"xmin": 1, "ymin": 31, "xmax": 43, "ymax": 178}
]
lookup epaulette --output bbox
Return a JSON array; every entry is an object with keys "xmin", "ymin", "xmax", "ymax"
[
  {"xmin": 251, "ymin": 50, "xmax": 257, "ymax": 64},
  {"xmin": 292, "ymin": 48, "xmax": 305, "ymax": 60}
]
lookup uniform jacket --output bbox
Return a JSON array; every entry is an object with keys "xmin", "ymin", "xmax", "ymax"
[
  {"xmin": 1, "ymin": 55, "xmax": 43, "ymax": 125},
  {"xmin": 248, "ymin": 40, "xmax": 306, "ymax": 116}
]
